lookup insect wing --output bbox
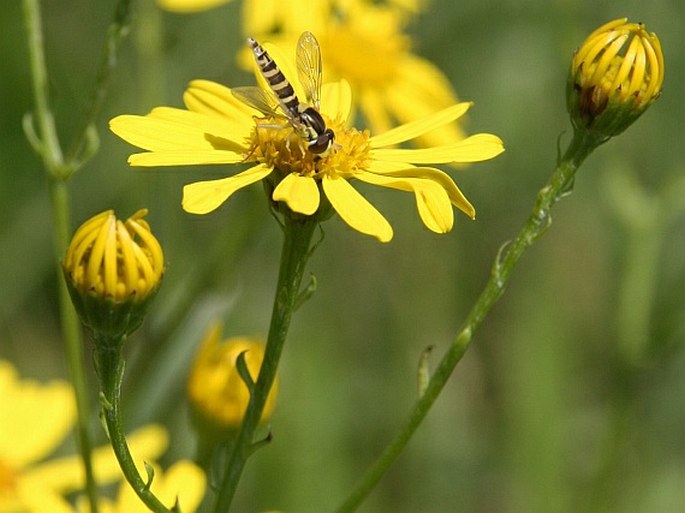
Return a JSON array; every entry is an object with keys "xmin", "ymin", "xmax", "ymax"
[
  {"xmin": 232, "ymin": 86, "xmax": 283, "ymax": 118},
  {"xmin": 296, "ymin": 31, "xmax": 323, "ymax": 109}
]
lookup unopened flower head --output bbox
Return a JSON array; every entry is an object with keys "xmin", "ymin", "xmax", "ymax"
[
  {"xmin": 568, "ymin": 18, "xmax": 664, "ymax": 140},
  {"xmin": 63, "ymin": 209, "xmax": 164, "ymax": 338},
  {"xmin": 110, "ymin": 33, "xmax": 504, "ymax": 242},
  {"xmin": 187, "ymin": 323, "xmax": 277, "ymax": 435}
]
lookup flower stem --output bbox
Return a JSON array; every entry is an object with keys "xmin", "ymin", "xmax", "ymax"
[
  {"xmin": 213, "ymin": 215, "xmax": 319, "ymax": 512},
  {"xmin": 22, "ymin": 0, "xmax": 98, "ymax": 511},
  {"xmin": 95, "ymin": 337, "xmax": 175, "ymax": 513},
  {"xmin": 335, "ymin": 129, "xmax": 600, "ymax": 513},
  {"xmin": 65, "ymin": 0, "xmax": 135, "ymax": 166}
]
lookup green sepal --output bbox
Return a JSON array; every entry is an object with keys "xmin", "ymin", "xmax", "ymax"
[{"xmin": 63, "ymin": 264, "xmax": 162, "ymax": 340}]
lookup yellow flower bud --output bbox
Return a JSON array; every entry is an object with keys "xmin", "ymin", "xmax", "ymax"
[
  {"xmin": 567, "ymin": 18, "xmax": 664, "ymax": 140},
  {"xmin": 187, "ymin": 323, "xmax": 277, "ymax": 436},
  {"xmin": 63, "ymin": 209, "xmax": 164, "ymax": 338}
]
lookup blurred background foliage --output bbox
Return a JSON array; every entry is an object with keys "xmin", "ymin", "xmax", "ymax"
[{"xmin": 1, "ymin": 0, "xmax": 685, "ymax": 512}]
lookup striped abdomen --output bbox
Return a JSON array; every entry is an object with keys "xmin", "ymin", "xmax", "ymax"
[{"xmin": 247, "ymin": 37, "xmax": 300, "ymax": 116}]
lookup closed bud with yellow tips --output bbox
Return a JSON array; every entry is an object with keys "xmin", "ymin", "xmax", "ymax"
[
  {"xmin": 567, "ymin": 18, "xmax": 664, "ymax": 142},
  {"xmin": 62, "ymin": 209, "xmax": 164, "ymax": 339}
]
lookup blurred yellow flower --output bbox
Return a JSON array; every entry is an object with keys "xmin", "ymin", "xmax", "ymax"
[
  {"xmin": 568, "ymin": 18, "xmax": 664, "ymax": 140},
  {"xmin": 188, "ymin": 323, "xmax": 277, "ymax": 432},
  {"xmin": 72, "ymin": 461, "xmax": 205, "ymax": 513},
  {"xmin": 0, "ymin": 360, "xmax": 74, "ymax": 513},
  {"xmin": 156, "ymin": 0, "xmax": 232, "ymax": 13},
  {"xmin": 241, "ymin": 0, "xmax": 465, "ymax": 147},
  {"xmin": 110, "ymin": 36, "xmax": 503, "ymax": 242},
  {"xmin": 0, "ymin": 360, "xmax": 167, "ymax": 513}
]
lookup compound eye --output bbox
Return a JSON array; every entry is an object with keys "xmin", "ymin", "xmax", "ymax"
[{"xmin": 308, "ymin": 129, "xmax": 335, "ymax": 155}]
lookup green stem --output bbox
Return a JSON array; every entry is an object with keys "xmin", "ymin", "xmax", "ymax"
[
  {"xmin": 65, "ymin": 0, "xmax": 135, "ymax": 166},
  {"xmin": 335, "ymin": 129, "xmax": 600, "ymax": 513},
  {"xmin": 22, "ymin": 1, "xmax": 99, "ymax": 511},
  {"xmin": 95, "ymin": 337, "xmax": 175, "ymax": 513},
  {"xmin": 51, "ymin": 180, "xmax": 101, "ymax": 513},
  {"xmin": 23, "ymin": 0, "xmax": 63, "ymax": 173},
  {"xmin": 213, "ymin": 215, "xmax": 319, "ymax": 512}
]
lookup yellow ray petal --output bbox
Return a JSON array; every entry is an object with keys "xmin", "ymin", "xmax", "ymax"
[
  {"xmin": 321, "ymin": 79, "xmax": 352, "ymax": 122},
  {"xmin": 184, "ymin": 80, "xmax": 257, "ymax": 122},
  {"xmin": 368, "ymin": 102, "xmax": 472, "ymax": 148},
  {"xmin": 23, "ymin": 424, "xmax": 168, "ymax": 493},
  {"xmin": 355, "ymin": 171, "xmax": 454, "ymax": 233},
  {"xmin": 157, "ymin": 0, "xmax": 230, "ymax": 13},
  {"xmin": 272, "ymin": 173, "xmax": 320, "ymax": 215},
  {"xmin": 385, "ymin": 64, "xmax": 466, "ymax": 146},
  {"xmin": 109, "ymin": 112, "xmax": 248, "ymax": 153},
  {"xmin": 398, "ymin": 54, "xmax": 460, "ymax": 108},
  {"xmin": 116, "ymin": 460, "xmax": 206, "ymax": 513},
  {"xmin": 371, "ymin": 133, "xmax": 504, "ymax": 164},
  {"xmin": 182, "ymin": 163, "xmax": 273, "ymax": 214},
  {"xmin": 359, "ymin": 89, "xmax": 394, "ymax": 137},
  {"xmin": 16, "ymin": 480, "xmax": 75, "ymax": 513},
  {"xmin": 366, "ymin": 161, "xmax": 476, "ymax": 219},
  {"xmin": 149, "ymin": 107, "xmax": 253, "ymax": 145},
  {"xmin": 322, "ymin": 175, "xmax": 393, "ymax": 242},
  {"xmin": 128, "ymin": 150, "xmax": 247, "ymax": 167},
  {"xmin": 0, "ymin": 361, "xmax": 75, "ymax": 468}
]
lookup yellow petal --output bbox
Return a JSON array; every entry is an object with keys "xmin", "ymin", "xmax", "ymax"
[
  {"xmin": 321, "ymin": 80, "xmax": 352, "ymax": 122},
  {"xmin": 182, "ymin": 163, "xmax": 273, "ymax": 214},
  {"xmin": 359, "ymin": 89, "xmax": 394, "ymax": 137},
  {"xmin": 16, "ymin": 479, "xmax": 76, "ymax": 513},
  {"xmin": 384, "ymin": 62, "xmax": 466, "ymax": 146},
  {"xmin": 115, "ymin": 460, "xmax": 206, "ymax": 513},
  {"xmin": 150, "ymin": 106, "xmax": 252, "ymax": 147},
  {"xmin": 355, "ymin": 171, "xmax": 454, "ymax": 233},
  {"xmin": 128, "ymin": 150, "xmax": 247, "ymax": 167},
  {"xmin": 368, "ymin": 102, "xmax": 472, "ymax": 148},
  {"xmin": 23, "ymin": 424, "xmax": 169, "ymax": 493},
  {"xmin": 0, "ymin": 361, "xmax": 75, "ymax": 468},
  {"xmin": 322, "ymin": 175, "xmax": 393, "ymax": 242},
  {"xmin": 110, "ymin": 111, "xmax": 247, "ymax": 154},
  {"xmin": 157, "ymin": 0, "xmax": 230, "ymax": 13},
  {"xmin": 272, "ymin": 173, "xmax": 320, "ymax": 215},
  {"xmin": 366, "ymin": 161, "xmax": 476, "ymax": 219},
  {"xmin": 398, "ymin": 54, "xmax": 460, "ymax": 108},
  {"xmin": 183, "ymin": 80, "xmax": 257, "ymax": 122},
  {"xmin": 371, "ymin": 133, "xmax": 505, "ymax": 164}
]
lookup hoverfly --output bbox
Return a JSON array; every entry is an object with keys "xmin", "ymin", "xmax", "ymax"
[{"xmin": 233, "ymin": 31, "xmax": 335, "ymax": 157}]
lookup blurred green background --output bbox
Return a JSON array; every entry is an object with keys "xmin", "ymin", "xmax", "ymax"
[{"xmin": 2, "ymin": 0, "xmax": 685, "ymax": 512}]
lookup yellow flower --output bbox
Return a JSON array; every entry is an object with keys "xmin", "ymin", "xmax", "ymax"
[
  {"xmin": 63, "ymin": 209, "xmax": 164, "ymax": 337},
  {"xmin": 568, "ymin": 18, "xmax": 664, "ymax": 140},
  {"xmin": 187, "ymin": 323, "xmax": 277, "ymax": 432},
  {"xmin": 241, "ymin": 0, "xmax": 466, "ymax": 147},
  {"xmin": 59, "ymin": 461, "xmax": 205, "ymax": 513},
  {"xmin": 110, "ymin": 36, "xmax": 503, "ymax": 242},
  {"xmin": 0, "ymin": 360, "xmax": 167, "ymax": 513},
  {"xmin": 156, "ymin": 0, "xmax": 231, "ymax": 13}
]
